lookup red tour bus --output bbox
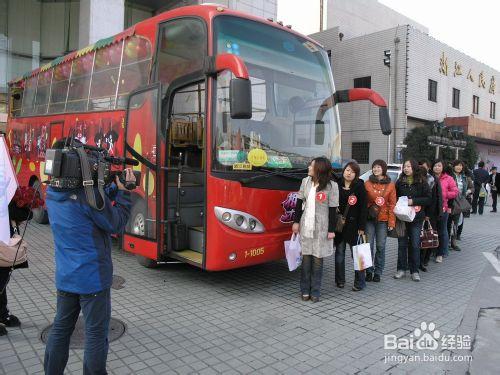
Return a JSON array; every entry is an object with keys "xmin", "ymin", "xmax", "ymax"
[{"xmin": 6, "ymin": 4, "xmax": 391, "ymax": 270}]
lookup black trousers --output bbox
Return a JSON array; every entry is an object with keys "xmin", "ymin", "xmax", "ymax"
[
  {"xmin": 0, "ymin": 268, "xmax": 10, "ymax": 320},
  {"xmin": 493, "ymin": 192, "xmax": 498, "ymax": 211},
  {"xmin": 472, "ymin": 188, "xmax": 486, "ymax": 214}
]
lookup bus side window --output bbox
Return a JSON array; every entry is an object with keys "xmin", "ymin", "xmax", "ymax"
[
  {"xmin": 156, "ymin": 18, "xmax": 207, "ymax": 87},
  {"xmin": 67, "ymin": 53, "xmax": 94, "ymax": 112},
  {"xmin": 21, "ymin": 77, "xmax": 37, "ymax": 116},
  {"xmin": 9, "ymin": 88, "xmax": 23, "ymax": 117},
  {"xmin": 90, "ymin": 42, "xmax": 122, "ymax": 111},
  {"xmin": 116, "ymin": 36, "xmax": 152, "ymax": 108}
]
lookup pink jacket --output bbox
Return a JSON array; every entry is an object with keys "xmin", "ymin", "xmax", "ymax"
[{"xmin": 439, "ymin": 173, "xmax": 459, "ymax": 212}]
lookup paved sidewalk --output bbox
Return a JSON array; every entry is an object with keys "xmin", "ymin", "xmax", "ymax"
[{"xmin": 1, "ymin": 211, "xmax": 499, "ymax": 374}]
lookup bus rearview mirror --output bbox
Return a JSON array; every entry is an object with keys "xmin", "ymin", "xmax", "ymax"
[
  {"xmin": 379, "ymin": 107, "xmax": 391, "ymax": 135},
  {"xmin": 230, "ymin": 78, "xmax": 252, "ymax": 119}
]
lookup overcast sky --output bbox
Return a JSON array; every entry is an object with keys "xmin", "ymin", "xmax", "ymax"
[{"xmin": 277, "ymin": 0, "xmax": 499, "ymax": 71}]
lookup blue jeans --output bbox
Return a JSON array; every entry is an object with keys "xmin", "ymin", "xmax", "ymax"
[
  {"xmin": 44, "ymin": 289, "xmax": 111, "ymax": 375},
  {"xmin": 300, "ymin": 255, "xmax": 324, "ymax": 298},
  {"xmin": 397, "ymin": 221, "xmax": 422, "ymax": 274},
  {"xmin": 365, "ymin": 221, "xmax": 388, "ymax": 276},
  {"xmin": 437, "ymin": 212, "xmax": 449, "ymax": 256},
  {"xmin": 335, "ymin": 241, "xmax": 366, "ymax": 289}
]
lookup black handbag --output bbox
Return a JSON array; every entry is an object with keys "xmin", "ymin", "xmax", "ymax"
[
  {"xmin": 335, "ymin": 196, "xmax": 352, "ymax": 233},
  {"xmin": 451, "ymin": 196, "xmax": 472, "ymax": 216},
  {"xmin": 388, "ymin": 219, "xmax": 406, "ymax": 238}
]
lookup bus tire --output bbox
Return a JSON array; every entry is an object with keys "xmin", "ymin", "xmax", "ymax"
[
  {"xmin": 136, "ymin": 254, "xmax": 158, "ymax": 268},
  {"xmin": 32, "ymin": 181, "xmax": 49, "ymax": 224},
  {"xmin": 129, "ymin": 200, "xmax": 148, "ymax": 237}
]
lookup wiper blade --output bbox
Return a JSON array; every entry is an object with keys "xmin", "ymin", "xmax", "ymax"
[{"xmin": 240, "ymin": 168, "xmax": 307, "ymax": 185}]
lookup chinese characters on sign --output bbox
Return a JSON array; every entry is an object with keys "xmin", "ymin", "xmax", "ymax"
[{"xmin": 439, "ymin": 52, "xmax": 496, "ymax": 94}]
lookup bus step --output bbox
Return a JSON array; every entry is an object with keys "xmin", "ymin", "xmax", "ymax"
[
  {"xmin": 171, "ymin": 249, "xmax": 203, "ymax": 265},
  {"xmin": 188, "ymin": 226, "xmax": 204, "ymax": 253}
]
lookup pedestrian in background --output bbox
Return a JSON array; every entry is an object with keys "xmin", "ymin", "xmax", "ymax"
[
  {"xmin": 489, "ymin": 166, "xmax": 499, "ymax": 213},
  {"xmin": 419, "ymin": 159, "xmax": 442, "ymax": 271},
  {"xmin": 293, "ymin": 157, "xmax": 339, "ymax": 303},
  {"xmin": 472, "ymin": 161, "xmax": 489, "ymax": 215},
  {"xmin": 364, "ymin": 159, "xmax": 396, "ymax": 283},
  {"xmin": 432, "ymin": 159, "xmax": 458, "ymax": 264},
  {"xmin": 334, "ymin": 161, "xmax": 368, "ymax": 291},
  {"xmin": 394, "ymin": 160, "xmax": 431, "ymax": 281}
]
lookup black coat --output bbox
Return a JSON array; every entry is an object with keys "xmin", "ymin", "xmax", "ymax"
[
  {"xmin": 490, "ymin": 173, "xmax": 500, "ymax": 194},
  {"xmin": 335, "ymin": 178, "xmax": 367, "ymax": 246},
  {"xmin": 395, "ymin": 176, "xmax": 432, "ymax": 222},
  {"xmin": 424, "ymin": 174, "xmax": 443, "ymax": 222}
]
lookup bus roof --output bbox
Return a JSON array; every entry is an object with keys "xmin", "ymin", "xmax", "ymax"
[{"xmin": 8, "ymin": 4, "xmax": 323, "ymax": 86}]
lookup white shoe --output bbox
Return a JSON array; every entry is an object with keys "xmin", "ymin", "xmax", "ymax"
[
  {"xmin": 435, "ymin": 256, "xmax": 443, "ymax": 263},
  {"xmin": 411, "ymin": 273, "xmax": 420, "ymax": 282},
  {"xmin": 393, "ymin": 270, "xmax": 406, "ymax": 279}
]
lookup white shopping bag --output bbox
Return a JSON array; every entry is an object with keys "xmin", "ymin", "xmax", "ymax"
[
  {"xmin": 284, "ymin": 234, "xmax": 302, "ymax": 271},
  {"xmin": 393, "ymin": 196, "xmax": 416, "ymax": 222},
  {"xmin": 352, "ymin": 236, "xmax": 373, "ymax": 271}
]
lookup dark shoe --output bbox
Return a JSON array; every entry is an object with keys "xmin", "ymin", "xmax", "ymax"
[
  {"xmin": 0, "ymin": 323, "xmax": 6, "ymax": 336},
  {"xmin": 352, "ymin": 285, "xmax": 363, "ymax": 292},
  {"xmin": 453, "ymin": 245, "xmax": 461, "ymax": 251},
  {"xmin": 301, "ymin": 295, "xmax": 310, "ymax": 301},
  {"xmin": 419, "ymin": 265, "xmax": 428, "ymax": 272},
  {"xmin": 366, "ymin": 273, "xmax": 373, "ymax": 282},
  {"xmin": 372, "ymin": 274, "xmax": 381, "ymax": 282},
  {"xmin": 336, "ymin": 283, "xmax": 345, "ymax": 289},
  {"xmin": 471, "ymin": 211, "xmax": 477, "ymax": 214},
  {"xmin": 0, "ymin": 315, "xmax": 21, "ymax": 327},
  {"xmin": 491, "ymin": 210, "xmax": 497, "ymax": 213},
  {"xmin": 423, "ymin": 261, "xmax": 429, "ymax": 267},
  {"xmin": 310, "ymin": 296, "xmax": 320, "ymax": 303}
]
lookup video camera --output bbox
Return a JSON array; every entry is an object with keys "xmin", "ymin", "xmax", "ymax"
[{"xmin": 44, "ymin": 139, "xmax": 141, "ymax": 210}]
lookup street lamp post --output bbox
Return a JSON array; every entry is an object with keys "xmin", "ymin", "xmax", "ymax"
[{"xmin": 383, "ymin": 50, "xmax": 392, "ymax": 162}]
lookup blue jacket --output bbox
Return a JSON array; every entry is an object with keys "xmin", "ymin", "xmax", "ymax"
[{"xmin": 46, "ymin": 185, "xmax": 131, "ymax": 294}]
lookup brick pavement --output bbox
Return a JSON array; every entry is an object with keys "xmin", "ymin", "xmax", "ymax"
[{"xmin": 1, "ymin": 211, "xmax": 499, "ymax": 374}]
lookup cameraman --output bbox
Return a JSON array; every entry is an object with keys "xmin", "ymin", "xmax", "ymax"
[{"xmin": 44, "ymin": 140, "xmax": 136, "ymax": 375}]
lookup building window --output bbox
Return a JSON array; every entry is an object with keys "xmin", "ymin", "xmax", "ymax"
[
  {"xmin": 354, "ymin": 76, "xmax": 371, "ymax": 89},
  {"xmin": 491, "ymin": 101, "xmax": 496, "ymax": 119},
  {"xmin": 352, "ymin": 142, "xmax": 370, "ymax": 164},
  {"xmin": 428, "ymin": 79, "xmax": 437, "ymax": 102},
  {"xmin": 473, "ymin": 95, "xmax": 479, "ymax": 114},
  {"xmin": 452, "ymin": 88, "xmax": 460, "ymax": 109}
]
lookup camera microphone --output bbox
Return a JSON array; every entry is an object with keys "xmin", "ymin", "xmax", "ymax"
[{"xmin": 105, "ymin": 156, "xmax": 139, "ymax": 166}]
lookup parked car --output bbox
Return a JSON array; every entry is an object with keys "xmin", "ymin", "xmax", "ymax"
[{"xmin": 360, "ymin": 163, "xmax": 402, "ymax": 182}]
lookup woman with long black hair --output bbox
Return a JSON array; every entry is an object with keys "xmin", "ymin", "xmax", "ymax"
[
  {"xmin": 394, "ymin": 160, "xmax": 431, "ymax": 282},
  {"xmin": 293, "ymin": 157, "xmax": 339, "ymax": 302},
  {"xmin": 334, "ymin": 161, "xmax": 368, "ymax": 291}
]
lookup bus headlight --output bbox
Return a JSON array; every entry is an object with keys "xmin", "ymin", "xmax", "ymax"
[
  {"xmin": 235, "ymin": 215, "xmax": 244, "ymax": 226},
  {"xmin": 248, "ymin": 218, "xmax": 257, "ymax": 230},
  {"xmin": 214, "ymin": 207, "xmax": 265, "ymax": 233},
  {"xmin": 229, "ymin": 252, "xmax": 237, "ymax": 261}
]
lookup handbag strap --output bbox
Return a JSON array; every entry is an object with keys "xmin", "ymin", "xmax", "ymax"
[{"xmin": 341, "ymin": 194, "xmax": 354, "ymax": 218}]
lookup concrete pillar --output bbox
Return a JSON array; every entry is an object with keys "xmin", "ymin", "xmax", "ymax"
[{"xmin": 79, "ymin": 0, "xmax": 125, "ymax": 48}]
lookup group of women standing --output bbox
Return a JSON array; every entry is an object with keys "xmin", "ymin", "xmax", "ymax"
[{"xmin": 292, "ymin": 156, "xmax": 472, "ymax": 302}]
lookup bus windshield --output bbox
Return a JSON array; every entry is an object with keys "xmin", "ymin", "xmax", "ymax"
[{"xmin": 213, "ymin": 16, "xmax": 340, "ymax": 172}]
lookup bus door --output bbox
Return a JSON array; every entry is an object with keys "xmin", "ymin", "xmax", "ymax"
[
  {"xmin": 163, "ymin": 80, "xmax": 206, "ymax": 268},
  {"xmin": 122, "ymin": 83, "xmax": 164, "ymax": 266}
]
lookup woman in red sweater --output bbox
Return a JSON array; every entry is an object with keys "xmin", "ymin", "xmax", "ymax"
[
  {"xmin": 432, "ymin": 160, "xmax": 459, "ymax": 263},
  {"xmin": 364, "ymin": 160, "xmax": 397, "ymax": 282}
]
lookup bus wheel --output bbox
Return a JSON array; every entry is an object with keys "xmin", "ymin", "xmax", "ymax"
[
  {"xmin": 32, "ymin": 181, "xmax": 49, "ymax": 224},
  {"xmin": 136, "ymin": 255, "xmax": 158, "ymax": 268},
  {"xmin": 130, "ymin": 201, "xmax": 147, "ymax": 237}
]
